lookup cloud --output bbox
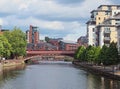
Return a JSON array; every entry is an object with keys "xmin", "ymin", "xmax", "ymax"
[
  {"xmin": 53, "ymin": 0, "xmax": 83, "ymax": 5},
  {"xmin": 0, "ymin": 0, "xmax": 116, "ymax": 41},
  {"xmin": 2, "ymin": 15, "xmax": 85, "ymax": 41},
  {"xmin": 0, "ymin": 0, "xmax": 113, "ymax": 21},
  {"xmin": 63, "ymin": 24, "xmax": 86, "ymax": 41},
  {"xmin": 0, "ymin": 18, "xmax": 3, "ymax": 25}
]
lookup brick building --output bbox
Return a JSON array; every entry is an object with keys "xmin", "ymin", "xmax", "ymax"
[
  {"xmin": 48, "ymin": 38, "xmax": 63, "ymax": 50},
  {"xmin": 27, "ymin": 42, "xmax": 58, "ymax": 51},
  {"xmin": 77, "ymin": 36, "xmax": 88, "ymax": 47},
  {"xmin": 26, "ymin": 25, "xmax": 39, "ymax": 44},
  {"xmin": 59, "ymin": 40, "xmax": 79, "ymax": 51}
]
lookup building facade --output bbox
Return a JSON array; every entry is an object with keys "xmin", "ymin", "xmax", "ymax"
[
  {"xmin": 87, "ymin": 5, "xmax": 120, "ymax": 47},
  {"xmin": 77, "ymin": 36, "xmax": 88, "ymax": 47},
  {"xmin": 117, "ymin": 25, "xmax": 120, "ymax": 52},
  {"xmin": 86, "ymin": 21, "xmax": 96, "ymax": 46},
  {"xmin": 26, "ymin": 25, "xmax": 39, "ymax": 44},
  {"xmin": 59, "ymin": 40, "xmax": 79, "ymax": 51},
  {"xmin": 96, "ymin": 13, "xmax": 120, "ymax": 47}
]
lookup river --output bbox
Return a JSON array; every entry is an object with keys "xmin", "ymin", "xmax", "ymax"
[{"xmin": 0, "ymin": 61, "xmax": 120, "ymax": 89}]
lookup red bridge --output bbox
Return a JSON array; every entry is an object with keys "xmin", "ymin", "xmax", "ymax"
[
  {"xmin": 26, "ymin": 50, "xmax": 75, "ymax": 57},
  {"xmin": 24, "ymin": 50, "xmax": 75, "ymax": 62}
]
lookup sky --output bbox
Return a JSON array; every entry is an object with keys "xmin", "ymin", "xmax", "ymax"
[{"xmin": 0, "ymin": 0, "xmax": 119, "ymax": 42}]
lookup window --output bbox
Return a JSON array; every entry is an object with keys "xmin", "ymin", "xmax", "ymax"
[
  {"xmin": 99, "ymin": 17, "xmax": 100, "ymax": 20},
  {"xmin": 105, "ymin": 12, "xmax": 110, "ymax": 15},
  {"xmin": 119, "ymin": 38, "xmax": 120, "ymax": 45},
  {"xmin": 104, "ymin": 17, "xmax": 106, "ymax": 20},
  {"xmin": 108, "ymin": 6, "xmax": 111, "ymax": 10},
  {"xmin": 93, "ymin": 28, "xmax": 95, "ymax": 32},
  {"xmin": 104, "ymin": 27, "xmax": 110, "ymax": 33},
  {"xmin": 96, "ymin": 12, "xmax": 98, "ymax": 15}
]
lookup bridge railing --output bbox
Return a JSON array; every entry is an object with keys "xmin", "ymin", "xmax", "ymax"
[{"xmin": 26, "ymin": 50, "xmax": 75, "ymax": 54}]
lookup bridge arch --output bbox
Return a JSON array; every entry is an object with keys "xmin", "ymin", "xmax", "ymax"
[{"xmin": 25, "ymin": 50, "xmax": 75, "ymax": 63}]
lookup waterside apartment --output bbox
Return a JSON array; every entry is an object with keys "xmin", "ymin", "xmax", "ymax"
[{"xmin": 87, "ymin": 5, "xmax": 120, "ymax": 48}]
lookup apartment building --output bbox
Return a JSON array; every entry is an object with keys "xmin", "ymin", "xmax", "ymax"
[
  {"xmin": 26, "ymin": 25, "xmax": 39, "ymax": 44},
  {"xmin": 87, "ymin": 5, "xmax": 120, "ymax": 47},
  {"xmin": 96, "ymin": 13, "xmax": 120, "ymax": 47},
  {"xmin": 86, "ymin": 20, "xmax": 96, "ymax": 46},
  {"xmin": 117, "ymin": 25, "xmax": 120, "ymax": 52}
]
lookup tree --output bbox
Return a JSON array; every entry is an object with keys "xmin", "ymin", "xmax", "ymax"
[
  {"xmin": 74, "ymin": 46, "xmax": 81, "ymax": 59},
  {"xmin": 85, "ymin": 45, "xmax": 95, "ymax": 63},
  {"xmin": 98, "ymin": 45, "xmax": 108, "ymax": 65},
  {"xmin": 74, "ymin": 46, "xmax": 85, "ymax": 61},
  {"xmin": 45, "ymin": 37, "xmax": 50, "ymax": 43},
  {"xmin": 106, "ymin": 42, "xmax": 119, "ymax": 65},
  {"xmin": 0, "ymin": 35, "xmax": 11, "ymax": 58},
  {"xmin": 94, "ymin": 46, "xmax": 101, "ymax": 64},
  {"xmin": 4, "ymin": 27, "xmax": 27, "ymax": 59}
]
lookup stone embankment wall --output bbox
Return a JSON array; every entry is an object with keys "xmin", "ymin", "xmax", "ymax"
[
  {"xmin": 1, "ymin": 59, "xmax": 24, "ymax": 67},
  {"xmin": 73, "ymin": 61, "xmax": 120, "ymax": 80}
]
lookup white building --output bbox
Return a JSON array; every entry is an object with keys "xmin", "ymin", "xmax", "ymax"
[
  {"xmin": 86, "ymin": 20, "xmax": 96, "ymax": 46},
  {"xmin": 117, "ymin": 25, "xmax": 120, "ymax": 52}
]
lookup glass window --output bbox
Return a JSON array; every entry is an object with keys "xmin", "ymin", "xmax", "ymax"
[
  {"xmin": 108, "ymin": 6, "xmax": 111, "ymax": 10},
  {"xmin": 93, "ymin": 28, "xmax": 94, "ymax": 32}
]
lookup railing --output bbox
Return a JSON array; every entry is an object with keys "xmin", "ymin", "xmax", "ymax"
[
  {"xmin": 26, "ymin": 50, "xmax": 75, "ymax": 55},
  {"xmin": 104, "ymin": 30, "xmax": 111, "ymax": 33}
]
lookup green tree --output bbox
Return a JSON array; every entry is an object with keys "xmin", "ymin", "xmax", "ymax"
[
  {"xmin": 106, "ymin": 42, "xmax": 119, "ymax": 65},
  {"xmin": 74, "ymin": 46, "xmax": 85, "ymax": 60},
  {"xmin": 74, "ymin": 46, "xmax": 81, "ymax": 59},
  {"xmin": 45, "ymin": 37, "xmax": 50, "ymax": 43},
  {"xmin": 94, "ymin": 46, "xmax": 101, "ymax": 64},
  {"xmin": 0, "ymin": 35, "xmax": 11, "ymax": 58},
  {"xmin": 4, "ymin": 27, "xmax": 27, "ymax": 59},
  {"xmin": 80, "ymin": 48, "xmax": 86, "ymax": 61},
  {"xmin": 85, "ymin": 45, "xmax": 95, "ymax": 63},
  {"xmin": 98, "ymin": 45, "xmax": 108, "ymax": 65}
]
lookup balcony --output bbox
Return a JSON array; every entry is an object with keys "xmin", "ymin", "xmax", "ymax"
[
  {"xmin": 104, "ymin": 40, "xmax": 110, "ymax": 44},
  {"xmin": 104, "ymin": 30, "xmax": 110, "ymax": 33},
  {"xmin": 104, "ymin": 37, "xmax": 110, "ymax": 41},
  {"xmin": 91, "ymin": 14, "xmax": 94, "ymax": 18}
]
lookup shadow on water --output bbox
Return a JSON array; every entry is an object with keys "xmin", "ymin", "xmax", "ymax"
[{"xmin": 0, "ymin": 64, "xmax": 26, "ymax": 89}]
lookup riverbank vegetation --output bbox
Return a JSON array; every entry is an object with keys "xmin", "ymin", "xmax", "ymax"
[
  {"xmin": 74, "ymin": 42, "xmax": 119, "ymax": 65},
  {"xmin": 0, "ymin": 27, "xmax": 27, "ymax": 59}
]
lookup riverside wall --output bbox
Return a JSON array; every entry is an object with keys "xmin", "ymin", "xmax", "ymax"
[
  {"xmin": 73, "ymin": 61, "xmax": 120, "ymax": 80},
  {"xmin": 0, "ymin": 59, "xmax": 25, "ymax": 71}
]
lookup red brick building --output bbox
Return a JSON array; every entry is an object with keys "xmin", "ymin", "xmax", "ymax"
[
  {"xmin": 59, "ymin": 40, "xmax": 79, "ymax": 51},
  {"xmin": 26, "ymin": 25, "xmax": 39, "ymax": 44},
  {"xmin": 77, "ymin": 36, "xmax": 88, "ymax": 47},
  {"xmin": 48, "ymin": 38, "xmax": 63, "ymax": 50}
]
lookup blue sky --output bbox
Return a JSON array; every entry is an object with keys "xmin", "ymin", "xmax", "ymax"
[{"xmin": 0, "ymin": 0, "xmax": 119, "ymax": 41}]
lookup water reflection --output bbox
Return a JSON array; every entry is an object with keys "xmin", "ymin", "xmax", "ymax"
[
  {"xmin": 0, "ymin": 62, "xmax": 119, "ymax": 89},
  {"xmin": 87, "ymin": 73, "xmax": 120, "ymax": 89},
  {"xmin": 0, "ymin": 64, "xmax": 26, "ymax": 89}
]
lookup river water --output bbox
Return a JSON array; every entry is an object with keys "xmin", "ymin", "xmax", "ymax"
[{"xmin": 0, "ymin": 61, "xmax": 120, "ymax": 89}]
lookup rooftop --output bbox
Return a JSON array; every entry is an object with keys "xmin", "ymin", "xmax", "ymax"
[
  {"xmin": 60, "ymin": 40, "xmax": 77, "ymax": 44},
  {"xmin": 98, "ymin": 5, "xmax": 120, "ymax": 9}
]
